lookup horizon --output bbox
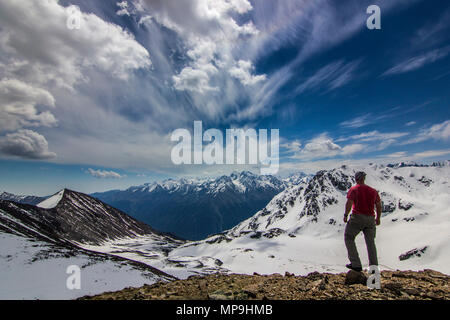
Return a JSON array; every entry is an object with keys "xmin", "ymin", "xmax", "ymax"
[
  {"xmin": 1, "ymin": 0, "xmax": 449, "ymax": 196},
  {"xmin": 1, "ymin": 159, "xmax": 448, "ymax": 197}
]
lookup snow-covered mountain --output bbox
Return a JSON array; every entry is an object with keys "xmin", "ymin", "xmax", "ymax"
[
  {"xmin": 0, "ymin": 189, "xmax": 183, "ymax": 299},
  {"xmin": 0, "ymin": 191, "xmax": 47, "ymax": 205},
  {"xmin": 92, "ymin": 171, "xmax": 298, "ymax": 240},
  {"xmin": 170, "ymin": 163, "xmax": 450, "ymax": 276},
  {"xmin": 2, "ymin": 163, "xmax": 448, "ymax": 299}
]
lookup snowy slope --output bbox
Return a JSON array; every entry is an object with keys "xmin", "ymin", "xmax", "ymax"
[
  {"xmin": 0, "ymin": 233, "xmax": 172, "ymax": 300},
  {"xmin": 0, "ymin": 190, "xmax": 183, "ymax": 299},
  {"xmin": 37, "ymin": 190, "xmax": 64, "ymax": 209},
  {"xmin": 170, "ymin": 163, "xmax": 450, "ymax": 276}
]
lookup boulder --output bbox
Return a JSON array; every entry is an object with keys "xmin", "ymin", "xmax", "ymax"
[{"xmin": 345, "ymin": 270, "xmax": 367, "ymax": 285}]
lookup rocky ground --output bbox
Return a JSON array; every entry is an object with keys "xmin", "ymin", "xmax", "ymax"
[{"xmin": 80, "ymin": 269, "xmax": 449, "ymax": 300}]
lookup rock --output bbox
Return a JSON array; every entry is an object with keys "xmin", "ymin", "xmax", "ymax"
[
  {"xmin": 403, "ymin": 288, "xmax": 420, "ymax": 296},
  {"xmin": 285, "ymin": 272, "xmax": 294, "ymax": 277},
  {"xmin": 399, "ymin": 246, "xmax": 428, "ymax": 261},
  {"xmin": 345, "ymin": 270, "xmax": 367, "ymax": 285},
  {"xmin": 80, "ymin": 270, "xmax": 450, "ymax": 300},
  {"xmin": 208, "ymin": 290, "xmax": 230, "ymax": 300},
  {"xmin": 384, "ymin": 282, "xmax": 403, "ymax": 295}
]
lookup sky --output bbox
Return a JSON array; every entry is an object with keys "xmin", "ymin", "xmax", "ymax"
[{"xmin": 0, "ymin": 0, "xmax": 449, "ymax": 196}]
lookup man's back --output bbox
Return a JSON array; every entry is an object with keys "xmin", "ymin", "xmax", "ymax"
[{"xmin": 347, "ymin": 184, "xmax": 380, "ymax": 216}]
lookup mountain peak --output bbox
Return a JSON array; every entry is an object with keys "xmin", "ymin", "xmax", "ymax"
[{"xmin": 36, "ymin": 189, "xmax": 65, "ymax": 209}]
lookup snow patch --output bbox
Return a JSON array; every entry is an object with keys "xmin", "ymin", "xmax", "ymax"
[{"xmin": 37, "ymin": 190, "xmax": 64, "ymax": 209}]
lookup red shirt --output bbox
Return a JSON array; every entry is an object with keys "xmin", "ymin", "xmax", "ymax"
[{"xmin": 347, "ymin": 184, "xmax": 380, "ymax": 216}]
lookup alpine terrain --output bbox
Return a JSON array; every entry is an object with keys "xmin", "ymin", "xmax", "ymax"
[
  {"xmin": 92, "ymin": 171, "xmax": 300, "ymax": 240},
  {"xmin": 167, "ymin": 162, "xmax": 450, "ymax": 276},
  {"xmin": 0, "ymin": 189, "xmax": 182, "ymax": 299}
]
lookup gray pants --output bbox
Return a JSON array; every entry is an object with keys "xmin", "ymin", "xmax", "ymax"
[{"xmin": 344, "ymin": 214, "xmax": 378, "ymax": 268}]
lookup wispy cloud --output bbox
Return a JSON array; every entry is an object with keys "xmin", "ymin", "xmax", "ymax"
[
  {"xmin": 403, "ymin": 120, "xmax": 450, "ymax": 144},
  {"xmin": 340, "ymin": 114, "xmax": 375, "ymax": 129},
  {"xmin": 87, "ymin": 168, "xmax": 125, "ymax": 179},
  {"xmin": 413, "ymin": 149, "xmax": 450, "ymax": 158},
  {"xmin": 383, "ymin": 46, "xmax": 450, "ymax": 76},
  {"xmin": 340, "ymin": 102, "xmax": 432, "ymax": 129},
  {"xmin": 295, "ymin": 60, "xmax": 361, "ymax": 94},
  {"xmin": 336, "ymin": 130, "xmax": 409, "ymax": 143}
]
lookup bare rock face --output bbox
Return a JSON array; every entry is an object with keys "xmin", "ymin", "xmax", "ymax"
[{"xmin": 345, "ymin": 270, "xmax": 368, "ymax": 285}]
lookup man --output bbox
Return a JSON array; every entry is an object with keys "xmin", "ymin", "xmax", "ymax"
[{"xmin": 343, "ymin": 171, "xmax": 382, "ymax": 272}]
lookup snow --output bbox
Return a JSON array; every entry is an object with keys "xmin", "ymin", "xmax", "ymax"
[
  {"xmin": 37, "ymin": 190, "xmax": 64, "ymax": 209},
  {"xmin": 2, "ymin": 163, "xmax": 449, "ymax": 300},
  {"xmin": 70, "ymin": 164, "xmax": 450, "ymax": 280},
  {"xmin": 0, "ymin": 233, "xmax": 163, "ymax": 300},
  {"xmin": 169, "ymin": 164, "xmax": 450, "ymax": 276},
  {"xmin": 75, "ymin": 235, "xmax": 222, "ymax": 279}
]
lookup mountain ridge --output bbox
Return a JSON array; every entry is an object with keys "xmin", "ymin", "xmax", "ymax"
[{"xmin": 91, "ymin": 171, "xmax": 305, "ymax": 240}]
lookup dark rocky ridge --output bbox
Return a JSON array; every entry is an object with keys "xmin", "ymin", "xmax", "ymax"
[{"xmin": 0, "ymin": 189, "xmax": 182, "ymax": 245}]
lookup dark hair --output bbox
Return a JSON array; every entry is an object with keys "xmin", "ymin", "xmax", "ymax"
[{"xmin": 355, "ymin": 171, "xmax": 366, "ymax": 181}]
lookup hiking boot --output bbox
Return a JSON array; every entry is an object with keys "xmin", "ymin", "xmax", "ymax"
[{"xmin": 346, "ymin": 264, "xmax": 362, "ymax": 272}]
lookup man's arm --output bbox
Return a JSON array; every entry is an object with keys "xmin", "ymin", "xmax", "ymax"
[
  {"xmin": 344, "ymin": 199, "xmax": 353, "ymax": 223},
  {"xmin": 375, "ymin": 200, "xmax": 382, "ymax": 225}
]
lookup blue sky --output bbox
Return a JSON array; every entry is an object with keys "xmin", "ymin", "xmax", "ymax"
[{"xmin": 0, "ymin": 0, "xmax": 449, "ymax": 195}]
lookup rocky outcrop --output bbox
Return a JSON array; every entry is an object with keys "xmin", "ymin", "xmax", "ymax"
[{"xmin": 80, "ymin": 270, "xmax": 449, "ymax": 300}]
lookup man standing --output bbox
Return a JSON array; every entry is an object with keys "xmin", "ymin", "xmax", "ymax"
[{"xmin": 344, "ymin": 171, "xmax": 382, "ymax": 272}]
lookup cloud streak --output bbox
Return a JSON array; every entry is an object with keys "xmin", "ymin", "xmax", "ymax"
[{"xmin": 87, "ymin": 168, "xmax": 125, "ymax": 179}]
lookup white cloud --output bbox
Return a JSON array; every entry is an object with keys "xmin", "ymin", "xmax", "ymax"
[
  {"xmin": 413, "ymin": 149, "xmax": 450, "ymax": 158},
  {"xmin": 0, "ymin": 0, "xmax": 151, "ymax": 161},
  {"xmin": 384, "ymin": 151, "xmax": 408, "ymax": 158},
  {"xmin": 0, "ymin": 0, "xmax": 151, "ymax": 90},
  {"xmin": 337, "ymin": 130, "xmax": 409, "ymax": 142},
  {"xmin": 336, "ymin": 130, "xmax": 409, "ymax": 151},
  {"xmin": 383, "ymin": 46, "xmax": 450, "ymax": 76},
  {"xmin": 116, "ymin": 1, "xmax": 130, "ymax": 16},
  {"xmin": 173, "ymin": 66, "xmax": 219, "ymax": 93},
  {"xmin": 0, "ymin": 129, "xmax": 56, "ymax": 159},
  {"xmin": 136, "ymin": 0, "xmax": 264, "ymax": 97},
  {"xmin": 0, "ymin": 79, "xmax": 57, "ymax": 133},
  {"xmin": 404, "ymin": 120, "xmax": 450, "ymax": 144},
  {"xmin": 229, "ymin": 60, "xmax": 266, "ymax": 86},
  {"xmin": 289, "ymin": 133, "xmax": 364, "ymax": 160},
  {"xmin": 340, "ymin": 114, "xmax": 372, "ymax": 129},
  {"xmin": 87, "ymin": 168, "xmax": 125, "ymax": 179},
  {"xmin": 295, "ymin": 60, "xmax": 361, "ymax": 94},
  {"xmin": 281, "ymin": 139, "xmax": 302, "ymax": 154}
]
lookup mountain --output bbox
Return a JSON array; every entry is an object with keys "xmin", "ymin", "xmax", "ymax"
[
  {"xmin": 1, "ymin": 188, "xmax": 180, "ymax": 245},
  {"xmin": 0, "ymin": 189, "xmax": 183, "ymax": 299},
  {"xmin": 0, "ymin": 191, "xmax": 47, "ymax": 205},
  {"xmin": 92, "ymin": 171, "xmax": 296, "ymax": 240},
  {"xmin": 171, "ymin": 163, "xmax": 450, "ymax": 276}
]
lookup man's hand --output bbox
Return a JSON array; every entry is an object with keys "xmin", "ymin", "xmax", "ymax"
[
  {"xmin": 375, "ymin": 200, "xmax": 382, "ymax": 226},
  {"xmin": 344, "ymin": 199, "xmax": 353, "ymax": 223}
]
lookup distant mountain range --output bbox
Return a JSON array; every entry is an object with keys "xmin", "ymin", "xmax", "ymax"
[
  {"xmin": 0, "ymin": 191, "xmax": 47, "ymax": 205},
  {"xmin": 91, "ymin": 171, "xmax": 308, "ymax": 240}
]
